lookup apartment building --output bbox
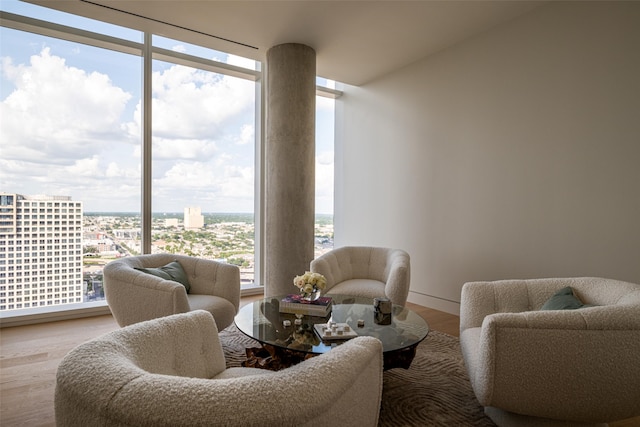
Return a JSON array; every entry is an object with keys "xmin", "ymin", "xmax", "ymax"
[{"xmin": 0, "ymin": 193, "xmax": 84, "ymax": 311}]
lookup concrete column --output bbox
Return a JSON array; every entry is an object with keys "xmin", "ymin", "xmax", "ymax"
[{"xmin": 265, "ymin": 43, "xmax": 316, "ymax": 297}]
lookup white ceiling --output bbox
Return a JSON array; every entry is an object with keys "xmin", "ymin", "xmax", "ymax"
[{"xmin": 30, "ymin": 0, "xmax": 545, "ymax": 86}]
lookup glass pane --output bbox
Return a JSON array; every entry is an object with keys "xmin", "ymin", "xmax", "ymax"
[
  {"xmin": 0, "ymin": 28, "xmax": 142, "ymax": 312},
  {"xmin": 151, "ymin": 59, "xmax": 256, "ymax": 284},
  {"xmin": 315, "ymin": 96, "xmax": 335, "ymax": 257},
  {"xmin": 153, "ymin": 35, "xmax": 259, "ymax": 71},
  {"xmin": 1, "ymin": 1, "xmax": 142, "ymax": 42},
  {"xmin": 316, "ymin": 77, "xmax": 336, "ymax": 89}
]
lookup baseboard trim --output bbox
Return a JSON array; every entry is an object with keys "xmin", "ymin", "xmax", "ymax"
[{"xmin": 408, "ymin": 292, "xmax": 460, "ymax": 316}]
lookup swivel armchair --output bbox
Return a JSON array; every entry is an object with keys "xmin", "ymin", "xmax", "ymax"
[
  {"xmin": 460, "ymin": 277, "xmax": 640, "ymax": 426},
  {"xmin": 104, "ymin": 253, "xmax": 240, "ymax": 330},
  {"xmin": 55, "ymin": 310, "xmax": 384, "ymax": 427},
  {"xmin": 311, "ymin": 246, "xmax": 411, "ymax": 307}
]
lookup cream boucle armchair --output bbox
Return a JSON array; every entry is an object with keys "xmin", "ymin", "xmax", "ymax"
[
  {"xmin": 104, "ymin": 253, "xmax": 240, "ymax": 330},
  {"xmin": 310, "ymin": 246, "xmax": 411, "ymax": 306},
  {"xmin": 55, "ymin": 310, "xmax": 384, "ymax": 427},
  {"xmin": 460, "ymin": 277, "xmax": 640, "ymax": 427}
]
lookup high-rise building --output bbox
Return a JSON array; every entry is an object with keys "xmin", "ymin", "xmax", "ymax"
[
  {"xmin": 0, "ymin": 193, "xmax": 84, "ymax": 311},
  {"xmin": 184, "ymin": 206, "xmax": 204, "ymax": 230}
]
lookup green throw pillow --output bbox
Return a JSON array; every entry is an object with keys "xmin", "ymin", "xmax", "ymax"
[
  {"xmin": 135, "ymin": 260, "xmax": 191, "ymax": 293},
  {"xmin": 540, "ymin": 286, "xmax": 592, "ymax": 310}
]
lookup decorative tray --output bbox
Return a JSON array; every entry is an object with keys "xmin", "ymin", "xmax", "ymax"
[{"xmin": 313, "ymin": 322, "xmax": 359, "ymax": 341}]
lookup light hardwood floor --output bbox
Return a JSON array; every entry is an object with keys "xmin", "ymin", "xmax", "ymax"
[{"xmin": 1, "ymin": 297, "xmax": 638, "ymax": 427}]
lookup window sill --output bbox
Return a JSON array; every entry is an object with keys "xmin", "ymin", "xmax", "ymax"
[
  {"xmin": 0, "ymin": 285, "xmax": 264, "ymax": 328},
  {"xmin": 0, "ymin": 300, "xmax": 111, "ymax": 328}
]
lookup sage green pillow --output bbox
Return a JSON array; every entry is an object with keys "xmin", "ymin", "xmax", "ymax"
[
  {"xmin": 540, "ymin": 286, "xmax": 591, "ymax": 310},
  {"xmin": 135, "ymin": 260, "xmax": 191, "ymax": 293}
]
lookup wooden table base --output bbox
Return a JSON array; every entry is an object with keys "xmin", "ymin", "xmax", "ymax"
[
  {"xmin": 383, "ymin": 344, "xmax": 418, "ymax": 370},
  {"xmin": 242, "ymin": 343, "xmax": 418, "ymax": 371}
]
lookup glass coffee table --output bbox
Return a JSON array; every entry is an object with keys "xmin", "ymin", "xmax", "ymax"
[{"xmin": 234, "ymin": 294, "xmax": 429, "ymax": 370}]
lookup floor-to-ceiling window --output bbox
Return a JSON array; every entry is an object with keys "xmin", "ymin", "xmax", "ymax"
[
  {"xmin": 315, "ymin": 82, "xmax": 335, "ymax": 257},
  {"xmin": 0, "ymin": 2, "xmax": 261, "ymax": 316},
  {"xmin": 0, "ymin": 1, "xmax": 337, "ymax": 319},
  {"xmin": 1, "ymin": 4, "xmax": 143, "ymax": 312},
  {"xmin": 149, "ymin": 37, "xmax": 258, "ymax": 284}
]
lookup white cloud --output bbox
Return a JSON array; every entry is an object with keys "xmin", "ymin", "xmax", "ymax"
[
  {"xmin": 105, "ymin": 161, "xmax": 138, "ymax": 179},
  {"xmin": 237, "ymin": 124, "xmax": 254, "ymax": 146},
  {"xmin": 0, "ymin": 47, "xmax": 142, "ymax": 210},
  {"xmin": 155, "ymin": 162, "xmax": 217, "ymax": 189},
  {"xmin": 219, "ymin": 165, "xmax": 254, "ymax": 197},
  {"xmin": 150, "ymin": 63, "xmax": 254, "ymax": 140},
  {"xmin": 316, "ymin": 153, "xmax": 334, "ymax": 214},
  {"xmin": 1, "ymin": 48, "xmax": 133, "ymax": 163},
  {"xmin": 152, "ymin": 137, "xmax": 218, "ymax": 160},
  {"xmin": 1, "ymin": 45, "xmax": 258, "ymax": 211},
  {"xmin": 316, "ymin": 150, "xmax": 333, "ymax": 166},
  {"xmin": 151, "ymin": 160, "xmax": 254, "ymax": 212},
  {"xmin": 66, "ymin": 156, "xmax": 101, "ymax": 176},
  {"xmin": 1, "ymin": 41, "xmax": 331, "ymax": 214},
  {"xmin": 153, "ymin": 160, "xmax": 250, "ymax": 191}
]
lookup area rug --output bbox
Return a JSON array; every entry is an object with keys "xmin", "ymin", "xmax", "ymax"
[{"xmin": 219, "ymin": 325, "xmax": 495, "ymax": 427}]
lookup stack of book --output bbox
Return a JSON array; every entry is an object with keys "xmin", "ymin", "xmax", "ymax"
[{"xmin": 279, "ymin": 294, "xmax": 333, "ymax": 317}]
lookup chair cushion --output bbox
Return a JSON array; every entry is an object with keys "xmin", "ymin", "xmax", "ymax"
[
  {"xmin": 540, "ymin": 286, "xmax": 592, "ymax": 310},
  {"xmin": 326, "ymin": 279, "xmax": 386, "ymax": 301},
  {"xmin": 135, "ymin": 260, "xmax": 191, "ymax": 293},
  {"xmin": 187, "ymin": 294, "xmax": 237, "ymax": 330}
]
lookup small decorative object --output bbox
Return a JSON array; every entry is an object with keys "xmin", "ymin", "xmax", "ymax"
[
  {"xmin": 293, "ymin": 271, "xmax": 327, "ymax": 301},
  {"xmin": 314, "ymin": 322, "xmax": 359, "ymax": 341},
  {"xmin": 374, "ymin": 297, "xmax": 392, "ymax": 325},
  {"xmin": 357, "ymin": 319, "xmax": 365, "ymax": 328},
  {"xmin": 283, "ymin": 320, "xmax": 291, "ymax": 327}
]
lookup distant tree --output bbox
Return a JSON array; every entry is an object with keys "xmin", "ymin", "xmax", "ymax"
[
  {"xmin": 84, "ymin": 245, "xmax": 99, "ymax": 254},
  {"xmin": 228, "ymin": 257, "xmax": 246, "ymax": 267}
]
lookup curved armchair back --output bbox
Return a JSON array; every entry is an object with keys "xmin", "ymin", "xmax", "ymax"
[
  {"xmin": 104, "ymin": 253, "xmax": 240, "ymax": 329},
  {"xmin": 311, "ymin": 246, "xmax": 410, "ymax": 306},
  {"xmin": 460, "ymin": 277, "xmax": 640, "ymax": 331},
  {"xmin": 55, "ymin": 310, "xmax": 384, "ymax": 427}
]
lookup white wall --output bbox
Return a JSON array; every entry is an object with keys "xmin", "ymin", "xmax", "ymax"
[{"xmin": 335, "ymin": 1, "xmax": 640, "ymax": 314}]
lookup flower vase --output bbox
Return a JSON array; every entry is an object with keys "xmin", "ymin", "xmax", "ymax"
[{"xmin": 301, "ymin": 288, "xmax": 321, "ymax": 302}]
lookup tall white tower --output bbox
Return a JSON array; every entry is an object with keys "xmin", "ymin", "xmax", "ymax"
[{"xmin": 184, "ymin": 206, "xmax": 204, "ymax": 230}]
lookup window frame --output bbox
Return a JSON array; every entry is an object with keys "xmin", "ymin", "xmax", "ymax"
[{"xmin": 0, "ymin": 8, "xmax": 340, "ymax": 326}]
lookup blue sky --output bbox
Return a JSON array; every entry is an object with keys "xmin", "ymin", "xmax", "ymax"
[{"xmin": 0, "ymin": 0, "xmax": 335, "ymax": 214}]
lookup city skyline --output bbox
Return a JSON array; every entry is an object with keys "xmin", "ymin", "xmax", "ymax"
[{"xmin": 0, "ymin": 192, "xmax": 334, "ymax": 312}]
